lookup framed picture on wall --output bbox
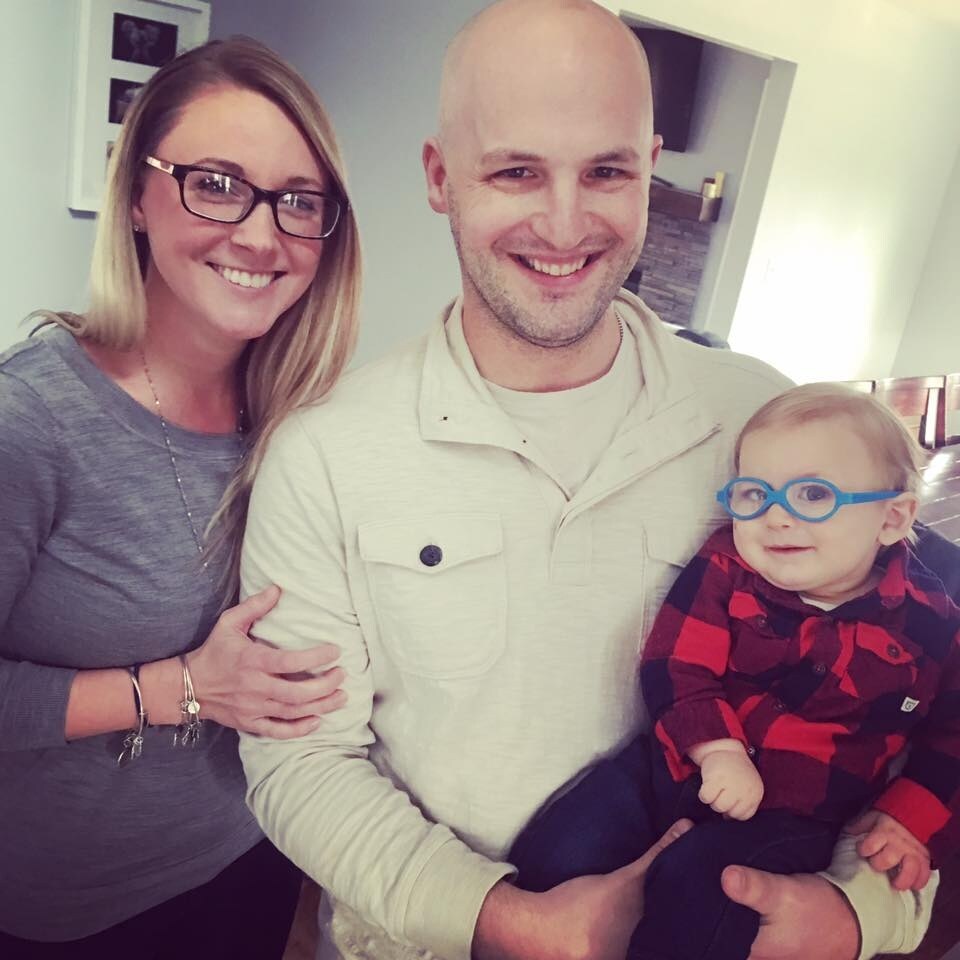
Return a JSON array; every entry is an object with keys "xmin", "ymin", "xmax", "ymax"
[{"xmin": 68, "ymin": 0, "xmax": 210, "ymax": 212}]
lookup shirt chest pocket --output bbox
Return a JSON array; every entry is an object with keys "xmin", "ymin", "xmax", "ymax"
[
  {"xmin": 847, "ymin": 624, "xmax": 921, "ymax": 706},
  {"xmin": 358, "ymin": 514, "xmax": 507, "ymax": 680},
  {"xmin": 727, "ymin": 595, "xmax": 794, "ymax": 678},
  {"xmin": 642, "ymin": 520, "xmax": 722, "ymax": 640}
]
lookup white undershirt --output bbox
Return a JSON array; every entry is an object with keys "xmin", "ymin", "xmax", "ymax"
[
  {"xmin": 800, "ymin": 567, "xmax": 885, "ymax": 611},
  {"xmin": 481, "ymin": 324, "xmax": 644, "ymax": 497},
  {"xmin": 799, "ymin": 594, "xmax": 841, "ymax": 611}
]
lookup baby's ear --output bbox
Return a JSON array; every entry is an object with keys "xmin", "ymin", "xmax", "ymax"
[{"xmin": 877, "ymin": 493, "xmax": 920, "ymax": 546}]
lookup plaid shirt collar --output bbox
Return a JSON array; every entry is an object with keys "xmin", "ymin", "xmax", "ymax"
[{"xmin": 705, "ymin": 525, "xmax": 955, "ymax": 623}]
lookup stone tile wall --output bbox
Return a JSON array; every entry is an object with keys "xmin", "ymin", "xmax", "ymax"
[{"xmin": 629, "ymin": 210, "xmax": 713, "ymax": 327}]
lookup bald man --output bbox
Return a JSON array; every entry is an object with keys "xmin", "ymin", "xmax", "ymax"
[{"xmin": 239, "ymin": 2, "xmax": 932, "ymax": 959}]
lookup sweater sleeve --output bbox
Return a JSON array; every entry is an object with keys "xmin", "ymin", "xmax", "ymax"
[
  {"xmin": 821, "ymin": 833, "xmax": 935, "ymax": 959},
  {"xmin": 872, "ymin": 622, "xmax": 960, "ymax": 863},
  {"xmin": 0, "ymin": 371, "xmax": 76, "ymax": 750},
  {"xmin": 238, "ymin": 413, "xmax": 511, "ymax": 960},
  {"xmin": 640, "ymin": 543, "xmax": 748, "ymax": 777}
]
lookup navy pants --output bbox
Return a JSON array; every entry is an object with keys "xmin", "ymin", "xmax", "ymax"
[{"xmin": 509, "ymin": 734, "xmax": 837, "ymax": 960}]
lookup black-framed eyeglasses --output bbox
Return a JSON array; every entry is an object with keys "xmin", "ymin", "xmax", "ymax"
[{"xmin": 143, "ymin": 155, "xmax": 344, "ymax": 239}]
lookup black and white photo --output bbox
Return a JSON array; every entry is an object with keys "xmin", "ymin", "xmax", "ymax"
[
  {"xmin": 108, "ymin": 78, "xmax": 143, "ymax": 124},
  {"xmin": 69, "ymin": 0, "xmax": 210, "ymax": 212},
  {"xmin": 111, "ymin": 12, "xmax": 178, "ymax": 66}
]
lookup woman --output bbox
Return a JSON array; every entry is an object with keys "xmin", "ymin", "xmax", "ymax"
[{"xmin": 0, "ymin": 37, "xmax": 360, "ymax": 957}]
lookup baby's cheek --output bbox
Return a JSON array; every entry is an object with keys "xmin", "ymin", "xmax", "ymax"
[{"xmin": 731, "ymin": 523, "xmax": 760, "ymax": 565}]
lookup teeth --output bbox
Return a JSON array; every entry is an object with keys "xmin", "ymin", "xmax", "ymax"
[
  {"xmin": 214, "ymin": 265, "xmax": 275, "ymax": 289},
  {"xmin": 523, "ymin": 256, "xmax": 588, "ymax": 277}
]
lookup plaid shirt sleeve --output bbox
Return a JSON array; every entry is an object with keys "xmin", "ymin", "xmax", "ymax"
[
  {"xmin": 872, "ymin": 623, "xmax": 960, "ymax": 863},
  {"xmin": 640, "ymin": 539, "xmax": 750, "ymax": 780}
]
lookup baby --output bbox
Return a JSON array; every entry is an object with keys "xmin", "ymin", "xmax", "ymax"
[{"xmin": 510, "ymin": 383, "xmax": 960, "ymax": 960}]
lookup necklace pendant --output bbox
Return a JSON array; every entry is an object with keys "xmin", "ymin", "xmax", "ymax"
[{"xmin": 141, "ymin": 349, "xmax": 237, "ymax": 580}]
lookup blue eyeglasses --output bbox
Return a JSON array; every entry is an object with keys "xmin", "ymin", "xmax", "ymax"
[{"xmin": 716, "ymin": 477, "xmax": 903, "ymax": 523}]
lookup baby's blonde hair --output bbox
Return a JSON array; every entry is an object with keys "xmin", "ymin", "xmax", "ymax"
[{"xmin": 735, "ymin": 383, "xmax": 927, "ymax": 497}]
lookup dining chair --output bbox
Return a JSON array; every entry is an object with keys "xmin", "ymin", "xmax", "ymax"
[
  {"xmin": 833, "ymin": 380, "xmax": 875, "ymax": 394},
  {"xmin": 945, "ymin": 373, "xmax": 959, "ymax": 446},
  {"xmin": 875, "ymin": 375, "xmax": 946, "ymax": 449}
]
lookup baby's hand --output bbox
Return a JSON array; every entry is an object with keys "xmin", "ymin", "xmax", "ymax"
[
  {"xmin": 848, "ymin": 809, "xmax": 932, "ymax": 891},
  {"xmin": 691, "ymin": 740, "xmax": 763, "ymax": 820}
]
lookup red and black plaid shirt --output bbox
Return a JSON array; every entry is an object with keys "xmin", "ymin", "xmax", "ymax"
[{"xmin": 641, "ymin": 526, "xmax": 960, "ymax": 861}]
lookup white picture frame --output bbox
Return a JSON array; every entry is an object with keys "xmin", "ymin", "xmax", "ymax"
[{"xmin": 68, "ymin": 0, "xmax": 211, "ymax": 212}]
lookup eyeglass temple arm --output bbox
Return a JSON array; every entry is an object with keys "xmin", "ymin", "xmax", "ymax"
[
  {"xmin": 843, "ymin": 490, "xmax": 903, "ymax": 505},
  {"xmin": 143, "ymin": 155, "xmax": 174, "ymax": 175}
]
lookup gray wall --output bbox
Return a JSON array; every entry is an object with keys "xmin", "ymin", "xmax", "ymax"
[
  {"xmin": 6, "ymin": 1, "xmax": 957, "ymax": 380},
  {"xmin": 210, "ymin": 2, "xmax": 776, "ymax": 354},
  {"xmin": 0, "ymin": 2, "xmax": 98, "ymax": 351},
  {"xmin": 613, "ymin": 0, "xmax": 960, "ymax": 382},
  {"xmin": 210, "ymin": 0, "xmax": 489, "ymax": 364}
]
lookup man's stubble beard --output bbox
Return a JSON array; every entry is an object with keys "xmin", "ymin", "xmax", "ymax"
[{"xmin": 447, "ymin": 194, "xmax": 643, "ymax": 349}]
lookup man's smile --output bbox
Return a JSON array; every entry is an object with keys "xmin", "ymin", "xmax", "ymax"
[{"xmin": 510, "ymin": 252, "xmax": 604, "ymax": 286}]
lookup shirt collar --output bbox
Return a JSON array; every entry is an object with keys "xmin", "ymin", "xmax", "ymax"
[
  {"xmin": 705, "ymin": 525, "xmax": 952, "ymax": 620},
  {"xmin": 417, "ymin": 291, "xmax": 716, "ymax": 447}
]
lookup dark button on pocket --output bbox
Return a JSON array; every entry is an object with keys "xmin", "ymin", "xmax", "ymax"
[
  {"xmin": 887, "ymin": 644, "xmax": 901, "ymax": 659},
  {"xmin": 746, "ymin": 745, "xmax": 757, "ymax": 757},
  {"xmin": 813, "ymin": 662, "xmax": 827, "ymax": 676},
  {"xmin": 756, "ymin": 616, "xmax": 769, "ymax": 629},
  {"xmin": 419, "ymin": 544, "xmax": 443, "ymax": 567},
  {"xmin": 774, "ymin": 700, "xmax": 786, "ymax": 712}
]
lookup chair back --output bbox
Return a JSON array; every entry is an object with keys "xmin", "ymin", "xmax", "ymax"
[
  {"xmin": 946, "ymin": 373, "xmax": 960, "ymax": 446},
  {"xmin": 875, "ymin": 376, "xmax": 946, "ymax": 449},
  {"xmin": 834, "ymin": 380, "xmax": 875, "ymax": 394}
]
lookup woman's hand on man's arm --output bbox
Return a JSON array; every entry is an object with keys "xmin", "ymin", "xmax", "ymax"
[
  {"xmin": 173, "ymin": 584, "xmax": 345, "ymax": 737},
  {"xmin": 66, "ymin": 584, "xmax": 345, "ymax": 741}
]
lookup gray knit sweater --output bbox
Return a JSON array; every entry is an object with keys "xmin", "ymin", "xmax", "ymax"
[{"xmin": 0, "ymin": 326, "xmax": 263, "ymax": 941}]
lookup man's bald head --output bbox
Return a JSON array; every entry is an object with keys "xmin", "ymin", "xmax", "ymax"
[
  {"xmin": 438, "ymin": 0, "xmax": 655, "ymax": 150},
  {"xmin": 422, "ymin": 0, "xmax": 663, "ymax": 376}
]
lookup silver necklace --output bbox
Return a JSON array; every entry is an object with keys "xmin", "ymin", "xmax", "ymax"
[{"xmin": 141, "ymin": 352, "xmax": 242, "ymax": 570}]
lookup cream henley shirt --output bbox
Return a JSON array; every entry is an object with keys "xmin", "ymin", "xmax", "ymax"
[{"xmin": 239, "ymin": 293, "xmax": 933, "ymax": 960}]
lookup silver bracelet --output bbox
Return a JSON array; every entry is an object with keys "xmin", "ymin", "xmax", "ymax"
[
  {"xmin": 174, "ymin": 654, "xmax": 202, "ymax": 747},
  {"xmin": 117, "ymin": 665, "xmax": 147, "ymax": 766}
]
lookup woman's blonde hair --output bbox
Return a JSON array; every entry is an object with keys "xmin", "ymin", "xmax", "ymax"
[
  {"xmin": 38, "ymin": 36, "xmax": 361, "ymax": 597},
  {"xmin": 735, "ymin": 383, "xmax": 927, "ymax": 496}
]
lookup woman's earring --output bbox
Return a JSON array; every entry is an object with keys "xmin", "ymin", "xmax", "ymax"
[{"xmin": 133, "ymin": 224, "xmax": 144, "ymax": 233}]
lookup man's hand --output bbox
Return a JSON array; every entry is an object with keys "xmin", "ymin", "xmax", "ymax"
[
  {"xmin": 848, "ymin": 809, "xmax": 932, "ymax": 891},
  {"xmin": 720, "ymin": 865, "xmax": 859, "ymax": 960},
  {"xmin": 474, "ymin": 819, "xmax": 693, "ymax": 960},
  {"xmin": 691, "ymin": 739, "xmax": 764, "ymax": 820}
]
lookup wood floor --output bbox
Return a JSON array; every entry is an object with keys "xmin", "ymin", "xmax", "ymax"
[
  {"xmin": 282, "ymin": 446, "xmax": 960, "ymax": 960},
  {"xmin": 282, "ymin": 879, "xmax": 320, "ymax": 960}
]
